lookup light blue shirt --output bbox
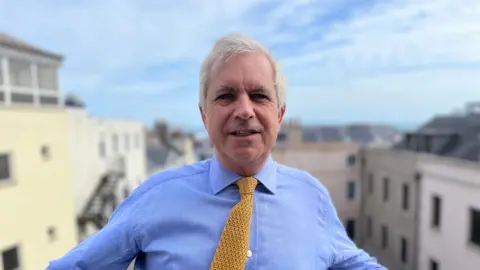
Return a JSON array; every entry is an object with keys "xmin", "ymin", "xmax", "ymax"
[{"xmin": 47, "ymin": 155, "xmax": 385, "ymax": 269}]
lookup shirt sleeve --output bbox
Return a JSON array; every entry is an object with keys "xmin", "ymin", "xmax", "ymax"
[
  {"xmin": 46, "ymin": 192, "xmax": 141, "ymax": 269},
  {"xmin": 325, "ymin": 190, "xmax": 387, "ymax": 270}
]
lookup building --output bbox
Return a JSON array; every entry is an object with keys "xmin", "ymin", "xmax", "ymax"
[
  {"xmin": 418, "ymin": 154, "xmax": 480, "ymax": 270},
  {"xmin": 0, "ymin": 34, "xmax": 77, "ymax": 269},
  {"xmin": 358, "ymin": 102, "xmax": 480, "ymax": 270},
  {"xmin": 271, "ymin": 119, "xmax": 402, "ymax": 242},
  {"xmin": 146, "ymin": 119, "xmax": 197, "ymax": 176},
  {"xmin": 358, "ymin": 148, "xmax": 420, "ymax": 270},
  {"xmin": 66, "ymin": 100, "xmax": 147, "ymax": 241}
]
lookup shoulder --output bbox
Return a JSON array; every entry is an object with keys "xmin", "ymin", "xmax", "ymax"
[
  {"xmin": 110, "ymin": 159, "xmax": 210, "ymax": 220},
  {"xmin": 134, "ymin": 159, "xmax": 210, "ymax": 198},
  {"xmin": 274, "ymin": 161, "xmax": 330, "ymax": 198}
]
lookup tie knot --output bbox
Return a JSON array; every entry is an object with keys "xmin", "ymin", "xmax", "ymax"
[{"xmin": 235, "ymin": 177, "xmax": 258, "ymax": 195}]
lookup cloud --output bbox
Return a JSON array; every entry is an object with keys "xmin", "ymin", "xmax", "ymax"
[{"xmin": 0, "ymin": 0, "xmax": 479, "ymax": 128}]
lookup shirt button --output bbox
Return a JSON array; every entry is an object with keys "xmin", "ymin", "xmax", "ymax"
[{"xmin": 247, "ymin": 250, "xmax": 252, "ymax": 257}]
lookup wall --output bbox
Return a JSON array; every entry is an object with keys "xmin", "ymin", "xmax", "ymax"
[
  {"xmin": 418, "ymin": 156, "xmax": 480, "ymax": 270},
  {"xmin": 67, "ymin": 110, "xmax": 147, "ymax": 216},
  {"xmin": 359, "ymin": 148, "xmax": 419, "ymax": 270},
  {"xmin": 0, "ymin": 107, "xmax": 77, "ymax": 269},
  {"xmin": 66, "ymin": 108, "xmax": 97, "ymax": 215},
  {"xmin": 90, "ymin": 116, "xmax": 147, "ymax": 194}
]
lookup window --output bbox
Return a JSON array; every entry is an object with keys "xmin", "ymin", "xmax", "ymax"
[
  {"xmin": 0, "ymin": 60, "xmax": 3, "ymax": 85},
  {"xmin": 345, "ymin": 219, "xmax": 355, "ymax": 240},
  {"xmin": 11, "ymin": 93, "xmax": 34, "ymax": 104},
  {"xmin": 98, "ymin": 133, "xmax": 106, "ymax": 157},
  {"xmin": 112, "ymin": 134, "xmax": 119, "ymax": 153},
  {"xmin": 125, "ymin": 134, "xmax": 130, "ymax": 152},
  {"xmin": 401, "ymin": 237, "xmax": 408, "ymax": 263},
  {"xmin": 402, "ymin": 183, "xmax": 409, "ymax": 210},
  {"xmin": 383, "ymin": 177, "xmax": 389, "ymax": 202},
  {"xmin": 347, "ymin": 181, "xmax": 355, "ymax": 200},
  {"xmin": 381, "ymin": 225, "xmax": 388, "ymax": 249},
  {"xmin": 366, "ymin": 216, "xmax": 372, "ymax": 238},
  {"xmin": 2, "ymin": 246, "xmax": 20, "ymax": 270},
  {"xmin": 347, "ymin": 155, "xmax": 356, "ymax": 167},
  {"xmin": 39, "ymin": 96, "xmax": 59, "ymax": 105},
  {"xmin": 368, "ymin": 173, "xmax": 374, "ymax": 194},
  {"xmin": 0, "ymin": 153, "xmax": 11, "ymax": 181},
  {"xmin": 430, "ymin": 259, "xmax": 439, "ymax": 270},
  {"xmin": 9, "ymin": 58, "xmax": 32, "ymax": 87},
  {"xmin": 431, "ymin": 195, "xmax": 442, "ymax": 228},
  {"xmin": 37, "ymin": 64, "xmax": 58, "ymax": 90},
  {"xmin": 469, "ymin": 207, "xmax": 480, "ymax": 247}
]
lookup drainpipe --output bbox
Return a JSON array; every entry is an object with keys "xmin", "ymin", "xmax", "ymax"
[{"xmin": 413, "ymin": 171, "xmax": 422, "ymax": 270}]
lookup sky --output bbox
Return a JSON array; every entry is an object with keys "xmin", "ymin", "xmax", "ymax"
[{"xmin": 1, "ymin": 0, "xmax": 479, "ymax": 131}]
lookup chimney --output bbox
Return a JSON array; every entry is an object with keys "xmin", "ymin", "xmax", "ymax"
[{"xmin": 154, "ymin": 119, "xmax": 169, "ymax": 146}]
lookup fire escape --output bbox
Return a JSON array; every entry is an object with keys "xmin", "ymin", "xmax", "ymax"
[{"xmin": 77, "ymin": 155, "xmax": 126, "ymax": 240}]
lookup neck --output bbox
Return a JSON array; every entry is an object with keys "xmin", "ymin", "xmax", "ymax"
[{"xmin": 214, "ymin": 150, "xmax": 270, "ymax": 176}]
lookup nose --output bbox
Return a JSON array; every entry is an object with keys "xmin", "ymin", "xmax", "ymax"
[{"xmin": 233, "ymin": 93, "xmax": 254, "ymax": 120}]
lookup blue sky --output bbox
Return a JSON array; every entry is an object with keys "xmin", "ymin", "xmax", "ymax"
[{"xmin": 1, "ymin": 0, "xmax": 479, "ymax": 131}]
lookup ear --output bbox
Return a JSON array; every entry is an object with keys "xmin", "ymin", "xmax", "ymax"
[
  {"xmin": 199, "ymin": 105, "xmax": 207, "ymax": 127},
  {"xmin": 278, "ymin": 104, "xmax": 286, "ymax": 124}
]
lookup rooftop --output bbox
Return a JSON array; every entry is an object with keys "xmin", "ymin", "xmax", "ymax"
[
  {"xmin": 279, "ymin": 121, "xmax": 402, "ymax": 146},
  {"xmin": 0, "ymin": 33, "xmax": 63, "ymax": 61},
  {"xmin": 394, "ymin": 101, "xmax": 480, "ymax": 162}
]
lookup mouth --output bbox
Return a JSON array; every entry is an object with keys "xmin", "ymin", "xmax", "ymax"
[{"xmin": 229, "ymin": 130, "xmax": 260, "ymax": 137}]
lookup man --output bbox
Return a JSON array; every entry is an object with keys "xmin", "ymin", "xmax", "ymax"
[{"xmin": 47, "ymin": 33, "xmax": 386, "ymax": 269}]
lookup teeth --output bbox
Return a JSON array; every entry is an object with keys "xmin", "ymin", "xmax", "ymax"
[{"xmin": 235, "ymin": 130, "xmax": 253, "ymax": 135}]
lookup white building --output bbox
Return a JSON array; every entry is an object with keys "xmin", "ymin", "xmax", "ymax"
[
  {"xmin": 66, "ymin": 104, "xmax": 147, "ymax": 240},
  {"xmin": 418, "ymin": 156, "xmax": 480, "ymax": 270},
  {"xmin": 359, "ymin": 102, "xmax": 480, "ymax": 270}
]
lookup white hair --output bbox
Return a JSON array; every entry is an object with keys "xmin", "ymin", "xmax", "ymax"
[{"xmin": 198, "ymin": 32, "xmax": 286, "ymax": 110}]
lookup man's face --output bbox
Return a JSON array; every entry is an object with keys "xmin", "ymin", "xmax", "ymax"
[{"xmin": 200, "ymin": 52, "xmax": 285, "ymax": 166}]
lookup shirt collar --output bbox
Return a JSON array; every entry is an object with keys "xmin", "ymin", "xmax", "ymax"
[{"xmin": 209, "ymin": 154, "xmax": 277, "ymax": 195}]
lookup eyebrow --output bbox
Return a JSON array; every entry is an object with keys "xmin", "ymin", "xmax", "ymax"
[
  {"xmin": 216, "ymin": 85, "xmax": 237, "ymax": 94},
  {"xmin": 215, "ymin": 85, "xmax": 270, "ymax": 95}
]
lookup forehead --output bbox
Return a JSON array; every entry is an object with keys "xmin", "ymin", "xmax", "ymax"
[{"xmin": 208, "ymin": 52, "xmax": 275, "ymax": 92}]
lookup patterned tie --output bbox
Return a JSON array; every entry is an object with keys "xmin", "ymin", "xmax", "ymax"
[{"xmin": 209, "ymin": 177, "xmax": 258, "ymax": 270}]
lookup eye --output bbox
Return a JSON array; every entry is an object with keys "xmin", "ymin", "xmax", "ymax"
[
  {"xmin": 251, "ymin": 93, "xmax": 269, "ymax": 100},
  {"xmin": 216, "ymin": 93, "xmax": 235, "ymax": 100}
]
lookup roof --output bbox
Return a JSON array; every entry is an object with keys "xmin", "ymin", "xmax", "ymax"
[
  {"xmin": 146, "ymin": 145, "xmax": 170, "ymax": 172},
  {"xmin": 394, "ymin": 103, "xmax": 480, "ymax": 161},
  {"xmin": 282, "ymin": 124, "xmax": 402, "ymax": 146},
  {"xmin": 0, "ymin": 33, "xmax": 63, "ymax": 61}
]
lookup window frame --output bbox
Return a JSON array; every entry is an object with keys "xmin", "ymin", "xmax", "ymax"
[
  {"xmin": 345, "ymin": 219, "xmax": 356, "ymax": 240},
  {"xmin": 346, "ymin": 180, "xmax": 356, "ymax": 200},
  {"xmin": 1, "ymin": 244, "xmax": 21, "ymax": 270},
  {"xmin": 0, "ymin": 152, "xmax": 14, "ymax": 185},
  {"xmin": 381, "ymin": 225, "xmax": 388, "ymax": 249},
  {"xmin": 402, "ymin": 183, "xmax": 410, "ymax": 210},
  {"xmin": 400, "ymin": 236, "xmax": 408, "ymax": 263},
  {"xmin": 431, "ymin": 194, "xmax": 442, "ymax": 229},
  {"xmin": 383, "ymin": 177, "xmax": 390, "ymax": 202},
  {"xmin": 469, "ymin": 207, "xmax": 480, "ymax": 247}
]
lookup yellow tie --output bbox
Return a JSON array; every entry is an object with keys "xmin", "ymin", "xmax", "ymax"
[{"xmin": 210, "ymin": 177, "xmax": 258, "ymax": 270}]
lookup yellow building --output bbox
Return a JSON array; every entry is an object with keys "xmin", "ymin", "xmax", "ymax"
[{"xmin": 0, "ymin": 34, "xmax": 77, "ymax": 269}]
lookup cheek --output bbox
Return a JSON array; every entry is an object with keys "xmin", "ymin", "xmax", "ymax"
[{"xmin": 207, "ymin": 111, "xmax": 227, "ymax": 131}]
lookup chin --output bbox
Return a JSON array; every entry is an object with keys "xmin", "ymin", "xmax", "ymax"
[{"xmin": 230, "ymin": 147, "xmax": 263, "ymax": 162}]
